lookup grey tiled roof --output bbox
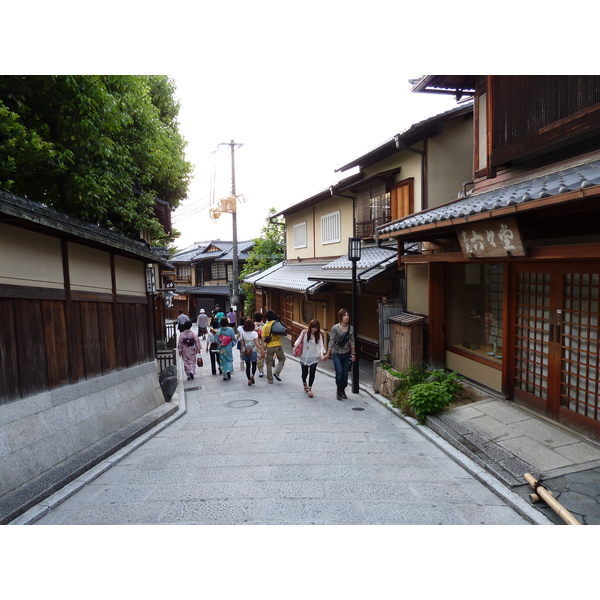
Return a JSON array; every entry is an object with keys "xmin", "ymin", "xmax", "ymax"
[
  {"xmin": 171, "ymin": 239, "xmax": 254, "ymax": 263},
  {"xmin": 244, "ymin": 261, "xmax": 330, "ymax": 293},
  {"xmin": 312, "ymin": 246, "xmax": 398, "ymax": 283},
  {"xmin": 179, "ymin": 285, "xmax": 231, "ymax": 295},
  {"xmin": 377, "ymin": 157, "xmax": 600, "ymax": 236}
]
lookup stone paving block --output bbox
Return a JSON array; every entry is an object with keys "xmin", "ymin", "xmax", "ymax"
[
  {"xmin": 409, "ymin": 482, "xmax": 482, "ymax": 505},
  {"xmin": 313, "ymin": 466, "xmax": 374, "ymax": 480},
  {"xmin": 511, "ymin": 418, "xmax": 585, "ymax": 448},
  {"xmin": 443, "ymin": 405, "xmax": 486, "ymax": 423},
  {"xmin": 326, "ymin": 481, "xmax": 414, "ymax": 501},
  {"xmin": 554, "ymin": 441, "xmax": 600, "ymax": 464},
  {"xmin": 270, "ymin": 466, "xmax": 313, "ymax": 481},
  {"xmin": 56, "ymin": 502, "xmax": 167, "ymax": 525},
  {"xmin": 147, "ymin": 482, "xmax": 239, "ymax": 501},
  {"xmin": 463, "ymin": 415, "xmax": 520, "ymax": 442},
  {"xmin": 474, "ymin": 400, "xmax": 531, "ymax": 424},
  {"xmin": 237, "ymin": 480, "xmax": 325, "ymax": 499},
  {"xmin": 498, "ymin": 436, "xmax": 574, "ymax": 472},
  {"xmin": 259, "ymin": 498, "xmax": 362, "ymax": 523},
  {"xmin": 162, "ymin": 499, "xmax": 257, "ymax": 523},
  {"xmin": 186, "ymin": 466, "xmax": 272, "ymax": 483},
  {"xmin": 362, "ymin": 501, "xmax": 465, "ymax": 524},
  {"xmin": 453, "ymin": 504, "xmax": 528, "ymax": 525}
]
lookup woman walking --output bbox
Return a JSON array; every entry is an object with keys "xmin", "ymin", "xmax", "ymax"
[
  {"xmin": 324, "ymin": 308, "xmax": 356, "ymax": 400},
  {"xmin": 177, "ymin": 320, "xmax": 202, "ymax": 380},
  {"xmin": 206, "ymin": 318, "xmax": 222, "ymax": 375},
  {"xmin": 294, "ymin": 319, "xmax": 326, "ymax": 397},
  {"xmin": 217, "ymin": 316, "xmax": 236, "ymax": 380},
  {"xmin": 240, "ymin": 318, "xmax": 263, "ymax": 385}
]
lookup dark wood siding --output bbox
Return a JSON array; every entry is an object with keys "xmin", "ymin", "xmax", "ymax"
[
  {"xmin": 490, "ymin": 75, "xmax": 600, "ymax": 166},
  {"xmin": 0, "ymin": 289, "xmax": 153, "ymax": 405}
]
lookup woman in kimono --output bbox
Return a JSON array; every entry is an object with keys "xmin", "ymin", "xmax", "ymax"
[
  {"xmin": 217, "ymin": 316, "xmax": 236, "ymax": 380},
  {"xmin": 177, "ymin": 320, "xmax": 202, "ymax": 380}
]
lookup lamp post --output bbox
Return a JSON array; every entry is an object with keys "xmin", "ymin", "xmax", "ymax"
[{"xmin": 348, "ymin": 237, "xmax": 361, "ymax": 394}]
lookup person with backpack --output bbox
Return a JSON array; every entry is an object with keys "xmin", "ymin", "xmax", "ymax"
[
  {"xmin": 324, "ymin": 308, "xmax": 356, "ymax": 400},
  {"xmin": 217, "ymin": 316, "xmax": 236, "ymax": 380},
  {"xmin": 177, "ymin": 320, "xmax": 202, "ymax": 380},
  {"xmin": 240, "ymin": 318, "xmax": 264, "ymax": 385},
  {"xmin": 261, "ymin": 310, "xmax": 286, "ymax": 384},
  {"xmin": 206, "ymin": 318, "xmax": 222, "ymax": 375},
  {"xmin": 293, "ymin": 319, "xmax": 326, "ymax": 398}
]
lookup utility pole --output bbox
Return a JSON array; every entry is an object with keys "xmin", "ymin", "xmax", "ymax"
[{"xmin": 219, "ymin": 140, "xmax": 243, "ymax": 319}]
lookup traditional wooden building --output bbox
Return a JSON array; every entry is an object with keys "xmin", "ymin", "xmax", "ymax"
[
  {"xmin": 250, "ymin": 104, "xmax": 474, "ymax": 362},
  {"xmin": 378, "ymin": 75, "xmax": 600, "ymax": 440},
  {"xmin": 0, "ymin": 191, "xmax": 174, "ymax": 522}
]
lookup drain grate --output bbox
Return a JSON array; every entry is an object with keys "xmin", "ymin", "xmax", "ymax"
[
  {"xmin": 352, "ymin": 407, "xmax": 365, "ymax": 411},
  {"xmin": 226, "ymin": 399, "xmax": 259, "ymax": 408},
  {"xmin": 186, "ymin": 386, "xmax": 201, "ymax": 391}
]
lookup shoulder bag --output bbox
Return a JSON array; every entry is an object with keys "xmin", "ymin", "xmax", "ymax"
[{"xmin": 293, "ymin": 330, "xmax": 306, "ymax": 357}]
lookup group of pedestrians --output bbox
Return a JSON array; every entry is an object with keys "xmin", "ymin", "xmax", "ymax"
[{"xmin": 176, "ymin": 306, "xmax": 356, "ymax": 399}]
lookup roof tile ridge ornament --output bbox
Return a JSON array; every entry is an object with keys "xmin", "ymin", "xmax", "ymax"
[{"xmin": 558, "ymin": 172, "xmax": 571, "ymax": 194}]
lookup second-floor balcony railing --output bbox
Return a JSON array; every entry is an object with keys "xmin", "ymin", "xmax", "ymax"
[{"xmin": 355, "ymin": 215, "xmax": 390, "ymax": 239}]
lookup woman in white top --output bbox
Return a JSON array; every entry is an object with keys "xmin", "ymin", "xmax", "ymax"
[
  {"xmin": 293, "ymin": 319, "xmax": 326, "ymax": 397},
  {"xmin": 240, "ymin": 318, "xmax": 264, "ymax": 385}
]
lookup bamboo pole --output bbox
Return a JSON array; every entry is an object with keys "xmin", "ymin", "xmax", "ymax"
[{"xmin": 524, "ymin": 473, "xmax": 582, "ymax": 525}]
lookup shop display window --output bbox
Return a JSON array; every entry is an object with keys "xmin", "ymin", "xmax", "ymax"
[{"xmin": 448, "ymin": 263, "xmax": 504, "ymax": 364}]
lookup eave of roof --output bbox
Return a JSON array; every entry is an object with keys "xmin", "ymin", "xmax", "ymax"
[
  {"xmin": 0, "ymin": 191, "xmax": 169, "ymax": 265},
  {"xmin": 377, "ymin": 156, "xmax": 600, "ymax": 238},
  {"xmin": 410, "ymin": 75, "xmax": 478, "ymax": 97},
  {"xmin": 244, "ymin": 261, "xmax": 330, "ymax": 294},
  {"xmin": 335, "ymin": 103, "xmax": 473, "ymax": 173}
]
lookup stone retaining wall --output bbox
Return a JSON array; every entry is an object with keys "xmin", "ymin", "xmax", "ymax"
[{"xmin": 0, "ymin": 362, "xmax": 165, "ymax": 505}]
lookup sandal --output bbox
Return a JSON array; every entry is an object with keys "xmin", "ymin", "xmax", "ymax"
[
  {"xmin": 307, "ymin": 387, "xmax": 314, "ymax": 398},
  {"xmin": 303, "ymin": 382, "xmax": 309, "ymax": 393}
]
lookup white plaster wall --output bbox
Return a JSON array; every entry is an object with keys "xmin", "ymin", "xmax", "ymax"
[
  {"xmin": 68, "ymin": 242, "xmax": 112, "ymax": 293},
  {"xmin": 428, "ymin": 115, "xmax": 474, "ymax": 208},
  {"xmin": 114, "ymin": 255, "xmax": 146, "ymax": 296},
  {"xmin": 406, "ymin": 264, "xmax": 429, "ymax": 315},
  {"xmin": 0, "ymin": 224, "xmax": 64, "ymax": 289}
]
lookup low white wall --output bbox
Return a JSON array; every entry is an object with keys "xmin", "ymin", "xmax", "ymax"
[{"xmin": 0, "ymin": 362, "xmax": 164, "ymax": 498}]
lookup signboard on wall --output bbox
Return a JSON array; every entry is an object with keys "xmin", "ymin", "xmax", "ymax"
[
  {"xmin": 145, "ymin": 267, "xmax": 156, "ymax": 292},
  {"xmin": 457, "ymin": 217, "xmax": 526, "ymax": 259}
]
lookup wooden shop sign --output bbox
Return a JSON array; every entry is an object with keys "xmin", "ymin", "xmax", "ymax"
[{"xmin": 457, "ymin": 217, "xmax": 526, "ymax": 259}]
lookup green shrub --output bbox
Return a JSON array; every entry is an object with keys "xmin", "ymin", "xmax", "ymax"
[{"xmin": 407, "ymin": 382, "xmax": 453, "ymax": 423}]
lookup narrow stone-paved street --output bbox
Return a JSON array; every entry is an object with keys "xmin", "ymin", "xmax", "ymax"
[{"xmin": 32, "ymin": 357, "xmax": 533, "ymax": 525}]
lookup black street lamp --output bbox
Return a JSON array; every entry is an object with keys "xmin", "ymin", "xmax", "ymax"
[{"xmin": 348, "ymin": 237, "xmax": 361, "ymax": 394}]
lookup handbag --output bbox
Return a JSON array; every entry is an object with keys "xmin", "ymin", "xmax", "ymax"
[
  {"xmin": 271, "ymin": 320, "xmax": 287, "ymax": 335},
  {"xmin": 293, "ymin": 330, "xmax": 305, "ymax": 357},
  {"xmin": 244, "ymin": 346, "xmax": 254, "ymax": 358},
  {"xmin": 197, "ymin": 356, "xmax": 203, "ymax": 367}
]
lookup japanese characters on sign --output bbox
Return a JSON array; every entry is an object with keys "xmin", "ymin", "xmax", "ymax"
[{"xmin": 457, "ymin": 217, "xmax": 526, "ymax": 258}]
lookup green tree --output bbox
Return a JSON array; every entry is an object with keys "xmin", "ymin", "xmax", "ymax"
[
  {"xmin": 0, "ymin": 75, "xmax": 192, "ymax": 243},
  {"xmin": 240, "ymin": 208, "xmax": 285, "ymax": 314}
]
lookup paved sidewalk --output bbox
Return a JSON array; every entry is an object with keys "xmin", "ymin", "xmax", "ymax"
[
  {"xmin": 17, "ymin": 342, "xmax": 539, "ymax": 525},
  {"xmin": 428, "ymin": 398, "xmax": 600, "ymax": 525}
]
